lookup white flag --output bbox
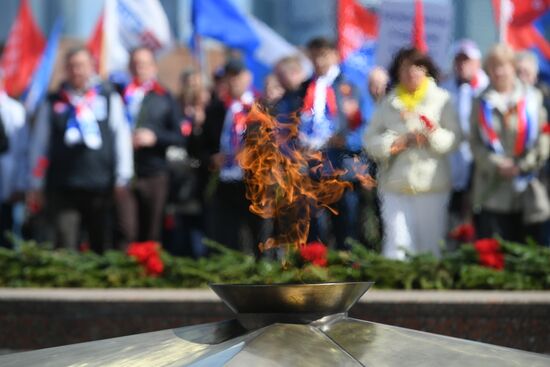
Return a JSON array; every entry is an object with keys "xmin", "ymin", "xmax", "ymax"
[{"xmin": 91, "ymin": 0, "xmax": 172, "ymax": 75}]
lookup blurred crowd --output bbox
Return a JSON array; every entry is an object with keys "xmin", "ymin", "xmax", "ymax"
[{"xmin": 0, "ymin": 37, "xmax": 549, "ymax": 259}]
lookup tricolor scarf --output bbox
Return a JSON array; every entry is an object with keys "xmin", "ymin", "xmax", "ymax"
[
  {"xmin": 478, "ymin": 94, "xmax": 539, "ymax": 157},
  {"xmin": 59, "ymin": 86, "xmax": 103, "ymax": 150},
  {"xmin": 219, "ymin": 90, "xmax": 255, "ymax": 181},
  {"xmin": 478, "ymin": 91, "xmax": 539, "ymax": 192},
  {"xmin": 123, "ymin": 79, "xmax": 165, "ymax": 128},
  {"xmin": 300, "ymin": 65, "xmax": 340, "ymax": 150}
]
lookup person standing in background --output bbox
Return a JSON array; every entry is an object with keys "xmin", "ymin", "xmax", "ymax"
[
  {"xmin": 364, "ymin": 47, "xmax": 461, "ymax": 260},
  {"xmin": 199, "ymin": 59, "xmax": 265, "ymax": 255},
  {"xmin": 299, "ymin": 37, "xmax": 365, "ymax": 250},
  {"xmin": 363, "ymin": 66, "xmax": 390, "ymax": 249},
  {"xmin": 115, "ymin": 46, "xmax": 184, "ymax": 248},
  {"xmin": 0, "ymin": 69, "xmax": 27, "ymax": 248},
  {"xmin": 273, "ymin": 56, "xmax": 307, "ymax": 117},
  {"xmin": 367, "ymin": 66, "xmax": 390, "ymax": 104},
  {"xmin": 28, "ymin": 46, "xmax": 133, "ymax": 253},
  {"xmin": 515, "ymin": 51, "xmax": 550, "ymax": 246},
  {"xmin": 441, "ymin": 40, "xmax": 489, "ymax": 242},
  {"xmin": 515, "ymin": 51, "xmax": 550, "ymax": 117},
  {"xmin": 262, "ymin": 73, "xmax": 285, "ymax": 109},
  {"xmin": 471, "ymin": 45, "xmax": 549, "ymax": 244},
  {"xmin": 163, "ymin": 69, "xmax": 210, "ymax": 258}
]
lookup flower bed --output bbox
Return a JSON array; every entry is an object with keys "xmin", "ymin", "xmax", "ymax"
[{"xmin": 1, "ymin": 238, "xmax": 549, "ymax": 289}]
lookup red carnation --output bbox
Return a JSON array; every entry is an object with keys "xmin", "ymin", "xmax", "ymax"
[
  {"xmin": 449, "ymin": 223, "xmax": 476, "ymax": 242},
  {"xmin": 474, "ymin": 238, "xmax": 504, "ymax": 270},
  {"xmin": 474, "ymin": 238, "xmax": 500, "ymax": 253},
  {"xmin": 145, "ymin": 255, "xmax": 164, "ymax": 277},
  {"xmin": 127, "ymin": 241, "xmax": 164, "ymax": 276},
  {"xmin": 300, "ymin": 242, "xmax": 328, "ymax": 267},
  {"xmin": 127, "ymin": 241, "xmax": 159, "ymax": 263},
  {"xmin": 478, "ymin": 252, "xmax": 504, "ymax": 270}
]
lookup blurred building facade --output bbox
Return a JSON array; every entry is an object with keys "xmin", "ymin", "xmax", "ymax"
[{"xmin": 0, "ymin": 0, "xmax": 518, "ymax": 67}]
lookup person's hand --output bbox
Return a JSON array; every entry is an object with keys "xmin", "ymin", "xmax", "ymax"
[
  {"xmin": 390, "ymin": 132, "xmax": 425, "ymax": 155},
  {"xmin": 390, "ymin": 134, "xmax": 409, "ymax": 155},
  {"xmin": 342, "ymin": 98, "xmax": 360, "ymax": 118},
  {"xmin": 210, "ymin": 153, "xmax": 225, "ymax": 171},
  {"xmin": 193, "ymin": 109, "xmax": 206, "ymax": 126},
  {"xmin": 368, "ymin": 67, "xmax": 389, "ymax": 102},
  {"xmin": 412, "ymin": 132, "xmax": 429, "ymax": 148},
  {"xmin": 133, "ymin": 128, "xmax": 157, "ymax": 149},
  {"xmin": 497, "ymin": 158, "xmax": 520, "ymax": 178}
]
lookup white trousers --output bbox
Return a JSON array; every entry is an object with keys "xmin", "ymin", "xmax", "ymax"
[{"xmin": 380, "ymin": 191, "xmax": 449, "ymax": 260}]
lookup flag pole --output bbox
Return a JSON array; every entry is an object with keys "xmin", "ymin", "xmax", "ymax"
[
  {"xmin": 193, "ymin": 34, "xmax": 209, "ymax": 87},
  {"xmin": 499, "ymin": 0, "xmax": 510, "ymax": 44}
]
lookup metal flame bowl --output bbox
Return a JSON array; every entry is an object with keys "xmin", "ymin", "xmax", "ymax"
[{"xmin": 209, "ymin": 282, "xmax": 373, "ymax": 329}]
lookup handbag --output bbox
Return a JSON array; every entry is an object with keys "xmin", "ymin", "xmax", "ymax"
[{"xmin": 521, "ymin": 177, "xmax": 550, "ymax": 224}]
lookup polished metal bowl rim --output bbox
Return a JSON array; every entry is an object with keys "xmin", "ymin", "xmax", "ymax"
[{"xmin": 209, "ymin": 281, "xmax": 374, "ymax": 287}]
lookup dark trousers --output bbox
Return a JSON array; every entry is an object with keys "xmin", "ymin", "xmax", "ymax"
[
  {"xmin": 307, "ymin": 187, "xmax": 363, "ymax": 250},
  {"xmin": 162, "ymin": 213, "xmax": 205, "ymax": 258},
  {"xmin": 0, "ymin": 203, "xmax": 13, "ymax": 248},
  {"xmin": 46, "ymin": 189, "xmax": 111, "ymax": 252},
  {"xmin": 475, "ymin": 210, "xmax": 544, "ymax": 244},
  {"xmin": 209, "ymin": 181, "xmax": 265, "ymax": 257},
  {"xmin": 115, "ymin": 173, "xmax": 168, "ymax": 247}
]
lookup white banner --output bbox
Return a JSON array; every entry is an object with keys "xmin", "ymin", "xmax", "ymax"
[
  {"xmin": 375, "ymin": 0, "xmax": 453, "ymax": 70},
  {"xmin": 103, "ymin": 0, "xmax": 172, "ymax": 73}
]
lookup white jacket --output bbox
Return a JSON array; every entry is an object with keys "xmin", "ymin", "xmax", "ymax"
[
  {"xmin": 0, "ymin": 92, "xmax": 27, "ymax": 201},
  {"xmin": 364, "ymin": 79, "xmax": 461, "ymax": 195}
]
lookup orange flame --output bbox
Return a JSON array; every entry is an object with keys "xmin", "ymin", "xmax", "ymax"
[{"xmin": 237, "ymin": 104, "xmax": 375, "ymax": 252}]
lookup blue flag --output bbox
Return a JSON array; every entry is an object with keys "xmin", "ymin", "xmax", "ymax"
[
  {"xmin": 22, "ymin": 17, "xmax": 63, "ymax": 115},
  {"xmin": 192, "ymin": 0, "xmax": 306, "ymax": 90},
  {"xmin": 533, "ymin": 9, "xmax": 550, "ymax": 83},
  {"xmin": 192, "ymin": 0, "xmax": 260, "ymax": 52}
]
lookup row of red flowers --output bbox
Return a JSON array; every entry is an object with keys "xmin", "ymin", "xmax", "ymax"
[
  {"xmin": 125, "ymin": 237, "xmax": 504, "ymax": 276},
  {"xmin": 299, "ymin": 238, "xmax": 505, "ymax": 271}
]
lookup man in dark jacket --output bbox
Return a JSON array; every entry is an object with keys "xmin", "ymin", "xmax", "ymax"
[
  {"xmin": 192, "ymin": 59, "xmax": 265, "ymax": 255},
  {"xmin": 299, "ymin": 37, "xmax": 366, "ymax": 250},
  {"xmin": 115, "ymin": 46, "xmax": 185, "ymax": 247},
  {"xmin": 29, "ymin": 46, "xmax": 133, "ymax": 252}
]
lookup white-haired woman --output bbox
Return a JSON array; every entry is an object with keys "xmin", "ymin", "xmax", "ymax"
[{"xmin": 471, "ymin": 44, "xmax": 549, "ymax": 243}]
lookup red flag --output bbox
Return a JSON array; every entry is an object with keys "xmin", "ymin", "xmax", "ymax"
[
  {"xmin": 0, "ymin": 0, "xmax": 45, "ymax": 97},
  {"xmin": 87, "ymin": 11, "xmax": 105, "ymax": 75},
  {"xmin": 412, "ymin": 0, "xmax": 428, "ymax": 53},
  {"xmin": 338, "ymin": 0, "xmax": 378, "ymax": 61},
  {"xmin": 499, "ymin": 0, "xmax": 550, "ymax": 60}
]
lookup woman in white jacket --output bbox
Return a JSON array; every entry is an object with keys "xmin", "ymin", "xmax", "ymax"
[{"xmin": 364, "ymin": 48, "xmax": 461, "ymax": 260}]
